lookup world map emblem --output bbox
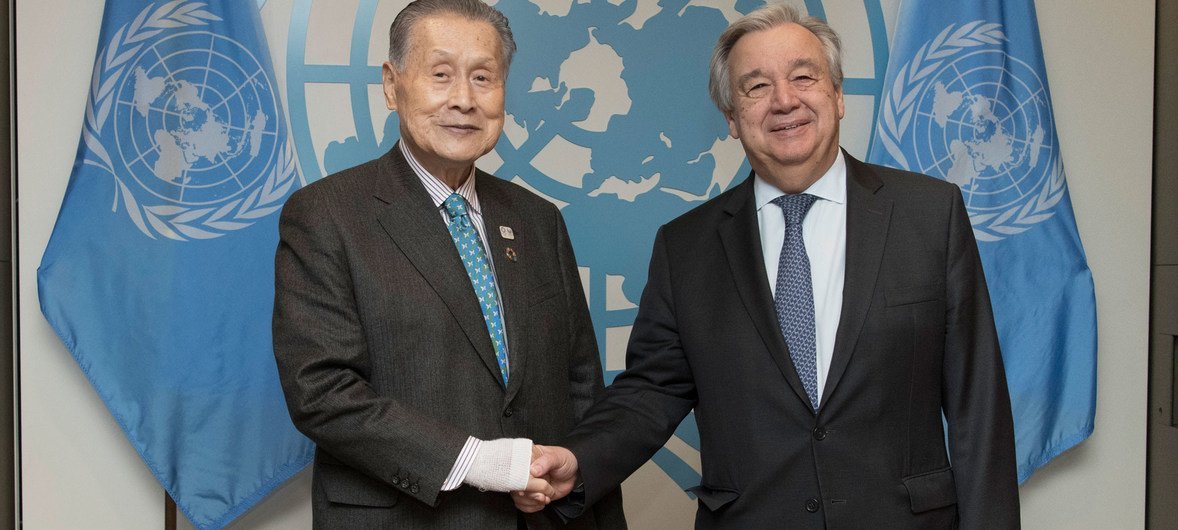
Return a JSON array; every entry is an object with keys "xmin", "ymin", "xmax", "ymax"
[
  {"xmin": 83, "ymin": 1, "xmax": 299, "ymax": 241},
  {"xmin": 875, "ymin": 21, "xmax": 1067, "ymax": 242},
  {"xmin": 284, "ymin": 0, "xmax": 888, "ymax": 495}
]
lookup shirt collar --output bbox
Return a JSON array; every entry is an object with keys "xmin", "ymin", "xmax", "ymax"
[
  {"xmin": 399, "ymin": 141, "xmax": 481, "ymax": 215},
  {"xmin": 753, "ymin": 149, "xmax": 847, "ymax": 211}
]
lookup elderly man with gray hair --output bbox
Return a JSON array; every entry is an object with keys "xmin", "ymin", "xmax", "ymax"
[
  {"xmin": 520, "ymin": 3, "xmax": 1020, "ymax": 528},
  {"xmin": 273, "ymin": 0, "xmax": 626, "ymax": 527}
]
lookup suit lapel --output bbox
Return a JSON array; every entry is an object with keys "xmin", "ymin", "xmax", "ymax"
[
  {"xmin": 821, "ymin": 153, "xmax": 892, "ymax": 406},
  {"xmin": 477, "ymin": 176, "xmax": 529, "ymax": 401},
  {"xmin": 372, "ymin": 147, "xmax": 507, "ymax": 388},
  {"xmin": 717, "ymin": 176, "xmax": 814, "ymax": 411}
]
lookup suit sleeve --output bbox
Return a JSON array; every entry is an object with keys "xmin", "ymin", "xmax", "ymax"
[
  {"xmin": 553, "ymin": 209, "xmax": 605, "ymax": 421},
  {"xmin": 564, "ymin": 227, "xmax": 698, "ymax": 508},
  {"xmin": 272, "ymin": 189, "xmax": 467, "ymax": 507},
  {"xmin": 941, "ymin": 188, "xmax": 1021, "ymax": 528},
  {"xmin": 549, "ymin": 207, "xmax": 630, "ymax": 526}
]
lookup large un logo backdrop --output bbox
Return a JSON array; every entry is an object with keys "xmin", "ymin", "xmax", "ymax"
[{"xmin": 271, "ymin": 0, "xmax": 889, "ymax": 509}]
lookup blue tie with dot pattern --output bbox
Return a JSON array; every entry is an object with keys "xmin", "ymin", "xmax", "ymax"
[
  {"xmin": 772, "ymin": 193, "xmax": 819, "ymax": 411},
  {"xmin": 443, "ymin": 193, "xmax": 509, "ymax": 386}
]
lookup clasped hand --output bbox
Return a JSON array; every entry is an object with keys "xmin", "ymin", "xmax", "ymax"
[{"xmin": 511, "ymin": 445, "xmax": 578, "ymax": 513}]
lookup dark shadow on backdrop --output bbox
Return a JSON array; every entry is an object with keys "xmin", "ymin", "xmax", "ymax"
[
  {"xmin": 2, "ymin": 0, "xmax": 15, "ymax": 528},
  {"xmin": 1149, "ymin": 0, "xmax": 1178, "ymax": 528}
]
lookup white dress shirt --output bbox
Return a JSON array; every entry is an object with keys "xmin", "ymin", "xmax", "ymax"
[
  {"xmin": 398, "ymin": 142, "xmax": 529, "ymax": 492},
  {"xmin": 754, "ymin": 150, "xmax": 847, "ymax": 407}
]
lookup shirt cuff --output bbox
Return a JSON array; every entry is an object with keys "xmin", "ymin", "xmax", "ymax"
[
  {"xmin": 552, "ymin": 481, "xmax": 587, "ymax": 521},
  {"xmin": 441, "ymin": 436, "xmax": 481, "ymax": 491}
]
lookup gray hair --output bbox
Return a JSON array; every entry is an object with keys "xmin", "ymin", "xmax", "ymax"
[
  {"xmin": 387, "ymin": 0, "xmax": 516, "ymax": 72},
  {"xmin": 708, "ymin": 3, "xmax": 844, "ymax": 114}
]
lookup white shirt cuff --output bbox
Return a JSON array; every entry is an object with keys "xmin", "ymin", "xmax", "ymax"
[{"xmin": 441, "ymin": 436, "xmax": 481, "ymax": 491}]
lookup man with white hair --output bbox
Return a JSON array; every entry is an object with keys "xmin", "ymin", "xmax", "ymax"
[{"xmin": 522, "ymin": 4, "xmax": 1019, "ymax": 528}]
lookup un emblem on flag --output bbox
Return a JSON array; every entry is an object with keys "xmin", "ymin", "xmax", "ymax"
[
  {"xmin": 876, "ymin": 21, "xmax": 1067, "ymax": 242},
  {"xmin": 81, "ymin": 1, "xmax": 298, "ymax": 241}
]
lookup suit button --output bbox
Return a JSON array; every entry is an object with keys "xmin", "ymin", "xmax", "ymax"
[
  {"xmin": 503, "ymin": 408, "xmax": 514, "ymax": 417},
  {"xmin": 410, "ymin": 484, "xmax": 420, "ymax": 494},
  {"xmin": 813, "ymin": 427, "xmax": 827, "ymax": 440},
  {"xmin": 401, "ymin": 479, "xmax": 411, "ymax": 488},
  {"xmin": 805, "ymin": 498, "xmax": 820, "ymax": 513}
]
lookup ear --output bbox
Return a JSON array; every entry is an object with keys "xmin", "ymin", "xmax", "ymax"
[
  {"xmin": 382, "ymin": 62, "xmax": 398, "ymax": 111},
  {"xmin": 725, "ymin": 111, "xmax": 740, "ymax": 139},
  {"xmin": 835, "ymin": 84, "xmax": 845, "ymax": 120}
]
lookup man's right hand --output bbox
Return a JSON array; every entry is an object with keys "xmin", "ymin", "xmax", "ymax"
[{"xmin": 512, "ymin": 444, "xmax": 579, "ymax": 513}]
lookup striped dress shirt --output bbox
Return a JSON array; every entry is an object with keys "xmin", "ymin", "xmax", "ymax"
[{"xmin": 397, "ymin": 142, "xmax": 515, "ymax": 491}]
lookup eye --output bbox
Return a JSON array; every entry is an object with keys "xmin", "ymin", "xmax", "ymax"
[
  {"xmin": 471, "ymin": 68, "xmax": 500, "ymax": 86},
  {"xmin": 792, "ymin": 75, "xmax": 818, "ymax": 87},
  {"xmin": 744, "ymin": 82, "xmax": 770, "ymax": 97}
]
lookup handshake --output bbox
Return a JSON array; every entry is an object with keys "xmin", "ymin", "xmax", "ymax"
[{"xmin": 511, "ymin": 445, "xmax": 580, "ymax": 513}]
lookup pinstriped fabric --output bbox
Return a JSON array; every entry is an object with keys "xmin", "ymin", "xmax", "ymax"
[
  {"xmin": 772, "ymin": 193, "xmax": 820, "ymax": 411},
  {"xmin": 444, "ymin": 193, "xmax": 509, "ymax": 386}
]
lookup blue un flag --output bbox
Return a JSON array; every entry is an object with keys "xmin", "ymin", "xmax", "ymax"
[
  {"xmin": 37, "ymin": 1, "xmax": 312, "ymax": 527},
  {"xmin": 869, "ymin": 0, "xmax": 1097, "ymax": 482}
]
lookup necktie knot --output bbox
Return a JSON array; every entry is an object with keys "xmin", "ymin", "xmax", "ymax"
[
  {"xmin": 772, "ymin": 193, "xmax": 818, "ymax": 226},
  {"xmin": 444, "ymin": 193, "xmax": 472, "ymax": 228}
]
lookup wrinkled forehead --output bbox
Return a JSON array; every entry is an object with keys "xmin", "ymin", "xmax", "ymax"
[{"xmin": 405, "ymin": 13, "xmax": 503, "ymax": 64}]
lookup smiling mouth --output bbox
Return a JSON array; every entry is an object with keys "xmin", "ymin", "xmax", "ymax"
[{"xmin": 771, "ymin": 122, "xmax": 808, "ymax": 132}]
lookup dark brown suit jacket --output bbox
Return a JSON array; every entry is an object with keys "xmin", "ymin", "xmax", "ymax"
[
  {"xmin": 564, "ymin": 153, "xmax": 1018, "ymax": 529},
  {"xmin": 273, "ymin": 145, "xmax": 625, "ymax": 529}
]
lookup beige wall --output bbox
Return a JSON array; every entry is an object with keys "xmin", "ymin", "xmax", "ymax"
[
  {"xmin": 14, "ymin": 0, "xmax": 1154, "ymax": 528},
  {"xmin": 1019, "ymin": 0, "xmax": 1153, "ymax": 527}
]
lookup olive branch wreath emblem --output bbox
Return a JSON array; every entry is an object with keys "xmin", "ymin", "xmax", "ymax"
[
  {"xmin": 875, "ymin": 21, "xmax": 1066, "ymax": 242},
  {"xmin": 81, "ymin": 0, "xmax": 299, "ymax": 241}
]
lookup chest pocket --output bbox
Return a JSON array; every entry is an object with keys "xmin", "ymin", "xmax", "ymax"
[
  {"xmin": 885, "ymin": 281, "xmax": 944, "ymax": 307},
  {"xmin": 527, "ymin": 280, "xmax": 562, "ymax": 306}
]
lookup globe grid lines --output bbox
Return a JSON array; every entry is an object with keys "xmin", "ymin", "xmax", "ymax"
[
  {"xmin": 918, "ymin": 99, "xmax": 1042, "ymax": 199},
  {"xmin": 115, "ymin": 31, "xmax": 279, "ymax": 206},
  {"xmin": 913, "ymin": 50, "xmax": 1056, "ymax": 213},
  {"xmin": 81, "ymin": 1, "xmax": 299, "ymax": 240},
  {"xmin": 198, "ymin": 28, "xmax": 218, "ymax": 103},
  {"xmin": 875, "ymin": 20, "xmax": 1069, "ymax": 241},
  {"xmin": 115, "ymin": 95, "xmax": 276, "ymax": 202},
  {"xmin": 144, "ymin": 33, "xmax": 275, "ymax": 131}
]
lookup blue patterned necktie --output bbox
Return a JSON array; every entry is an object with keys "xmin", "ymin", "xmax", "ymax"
[
  {"xmin": 772, "ymin": 193, "xmax": 820, "ymax": 411},
  {"xmin": 443, "ymin": 193, "xmax": 509, "ymax": 386}
]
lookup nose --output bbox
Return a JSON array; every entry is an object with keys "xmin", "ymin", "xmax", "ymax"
[
  {"xmin": 769, "ymin": 82, "xmax": 801, "ymax": 113},
  {"xmin": 449, "ymin": 78, "xmax": 475, "ymax": 112}
]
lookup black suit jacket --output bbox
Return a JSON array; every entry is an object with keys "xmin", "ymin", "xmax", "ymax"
[
  {"xmin": 564, "ymin": 153, "xmax": 1018, "ymax": 529},
  {"xmin": 273, "ymin": 145, "xmax": 625, "ymax": 529}
]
